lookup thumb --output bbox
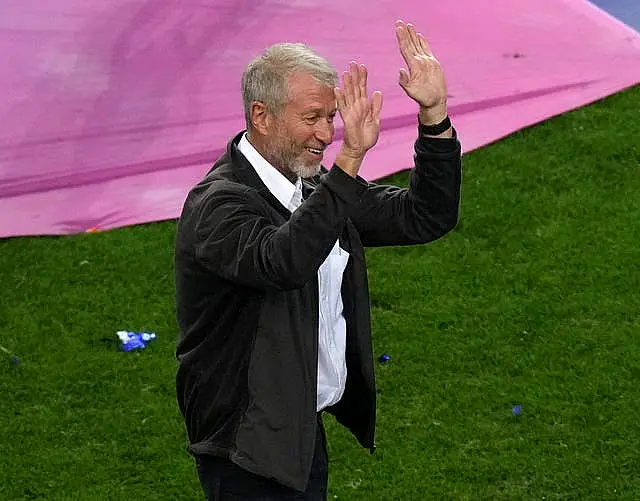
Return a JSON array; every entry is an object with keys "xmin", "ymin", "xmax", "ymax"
[
  {"xmin": 398, "ymin": 68, "xmax": 410, "ymax": 89},
  {"xmin": 370, "ymin": 91, "xmax": 383, "ymax": 121}
]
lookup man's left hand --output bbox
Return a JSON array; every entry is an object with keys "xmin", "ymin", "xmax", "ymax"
[{"xmin": 395, "ymin": 19, "xmax": 448, "ymax": 125}]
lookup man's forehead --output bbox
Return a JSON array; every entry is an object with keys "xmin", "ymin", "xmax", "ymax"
[{"xmin": 286, "ymin": 73, "xmax": 336, "ymax": 110}]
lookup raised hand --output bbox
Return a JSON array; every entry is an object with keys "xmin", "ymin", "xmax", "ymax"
[
  {"xmin": 395, "ymin": 19, "xmax": 448, "ymax": 124},
  {"xmin": 335, "ymin": 61, "xmax": 384, "ymax": 161}
]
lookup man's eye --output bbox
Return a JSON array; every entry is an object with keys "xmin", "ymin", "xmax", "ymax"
[{"xmin": 305, "ymin": 116, "xmax": 318, "ymax": 124}]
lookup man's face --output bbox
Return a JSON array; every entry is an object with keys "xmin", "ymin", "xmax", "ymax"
[{"xmin": 264, "ymin": 72, "xmax": 337, "ymax": 179}]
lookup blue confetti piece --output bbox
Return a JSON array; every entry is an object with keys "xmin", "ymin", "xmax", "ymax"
[
  {"xmin": 512, "ymin": 405, "xmax": 523, "ymax": 416},
  {"xmin": 116, "ymin": 331, "xmax": 157, "ymax": 352},
  {"xmin": 378, "ymin": 354, "xmax": 391, "ymax": 363}
]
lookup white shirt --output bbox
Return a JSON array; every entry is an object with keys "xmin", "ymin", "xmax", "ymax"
[{"xmin": 238, "ymin": 133, "xmax": 348, "ymax": 411}]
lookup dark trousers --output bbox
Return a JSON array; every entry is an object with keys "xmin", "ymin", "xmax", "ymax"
[{"xmin": 195, "ymin": 415, "xmax": 328, "ymax": 500}]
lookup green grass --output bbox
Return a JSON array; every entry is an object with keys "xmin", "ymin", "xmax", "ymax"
[{"xmin": 1, "ymin": 84, "xmax": 639, "ymax": 500}]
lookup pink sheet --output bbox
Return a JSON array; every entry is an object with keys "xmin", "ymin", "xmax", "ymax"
[{"xmin": 1, "ymin": 0, "xmax": 639, "ymax": 237}]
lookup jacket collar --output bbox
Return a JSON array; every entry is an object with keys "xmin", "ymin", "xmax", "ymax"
[{"xmin": 225, "ymin": 131, "xmax": 323, "ymax": 218}]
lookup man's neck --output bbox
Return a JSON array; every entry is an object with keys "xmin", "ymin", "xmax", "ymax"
[{"xmin": 246, "ymin": 130, "xmax": 298, "ymax": 184}]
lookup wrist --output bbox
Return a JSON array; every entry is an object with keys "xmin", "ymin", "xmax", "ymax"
[
  {"xmin": 418, "ymin": 104, "xmax": 448, "ymax": 126},
  {"xmin": 335, "ymin": 149, "xmax": 364, "ymax": 178}
]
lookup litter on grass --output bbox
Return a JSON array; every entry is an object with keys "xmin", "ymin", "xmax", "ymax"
[
  {"xmin": 116, "ymin": 331, "xmax": 157, "ymax": 352},
  {"xmin": 1, "ymin": 345, "xmax": 21, "ymax": 366}
]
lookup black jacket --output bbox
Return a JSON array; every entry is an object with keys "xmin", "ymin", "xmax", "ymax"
[{"xmin": 174, "ymin": 128, "xmax": 462, "ymax": 492}]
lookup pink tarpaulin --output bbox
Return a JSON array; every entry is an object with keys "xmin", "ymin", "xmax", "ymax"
[{"xmin": 1, "ymin": 0, "xmax": 639, "ymax": 237}]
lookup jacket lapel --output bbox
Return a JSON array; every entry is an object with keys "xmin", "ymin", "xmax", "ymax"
[{"xmin": 227, "ymin": 131, "xmax": 292, "ymax": 219}]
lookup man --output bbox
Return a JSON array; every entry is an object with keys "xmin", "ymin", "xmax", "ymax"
[{"xmin": 175, "ymin": 20, "xmax": 462, "ymax": 500}]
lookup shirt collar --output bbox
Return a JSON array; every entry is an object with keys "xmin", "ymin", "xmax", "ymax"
[{"xmin": 238, "ymin": 132, "xmax": 301, "ymax": 211}]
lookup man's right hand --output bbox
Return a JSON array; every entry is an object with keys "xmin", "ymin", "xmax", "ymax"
[{"xmin": 335, "ymin": 61, "xmax": 383, "ymax": 178}]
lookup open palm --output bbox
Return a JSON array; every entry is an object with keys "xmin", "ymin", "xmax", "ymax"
[
  {"xmin": 395, "ymin": 20, "xmax": 447, "ymax": 111},
  {"xmin": 335, "ymin": 62, "xmax": 384, "ymax": 158}
]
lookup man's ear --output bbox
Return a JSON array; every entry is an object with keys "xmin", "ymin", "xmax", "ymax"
[{"xmin": 250, "ymin": 101, "xmax": 271, "ymax": 135}]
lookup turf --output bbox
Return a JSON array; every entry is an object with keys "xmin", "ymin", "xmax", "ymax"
[{"xmin": 1, "ymin": 84, "xmax": 638, "ymax": 500}]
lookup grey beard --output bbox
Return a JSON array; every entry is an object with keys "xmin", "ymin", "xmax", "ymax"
[
  {"xmin": 263, "ymin": 140, "xmax": 322, "ymax": 179},
  {"xmin": 292, "ymin": 159, "xmax": 321, "ymax": 179}
]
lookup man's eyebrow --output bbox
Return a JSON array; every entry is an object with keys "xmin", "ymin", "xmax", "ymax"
[{"xmin": 302, "ymin": 107, "xmax": 337, "ymax": 115}]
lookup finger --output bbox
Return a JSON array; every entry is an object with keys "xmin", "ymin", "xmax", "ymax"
[
  {"xmin": 370, "ymin": 90, "xmax": 383, "ymax": 122},
  {"xmin": 406, "ymin": 23, "xmax": 422, "ymax": 54},
  {"xmin": 417, "ymin": 32, "xmax": 433, "ymax": 57},
  {"xmin": 358, "ymin": 64, "xmax": 367, "ymax": 101},
  {"xmin": 342, "ymin": 71, "xmax": 354, "ymax": 106},
  {"xmin": 395, "ymin": 25, "xmax": 416, "ymax": 68},
  {"xmin": 349, "ymin": 61, "xmax": 361, "ymax": 100}
]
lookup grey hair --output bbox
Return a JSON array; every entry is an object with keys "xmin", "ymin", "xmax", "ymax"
[{"xmin": 241, "ymin": 43, "xmax": 338, "ymax": 128}]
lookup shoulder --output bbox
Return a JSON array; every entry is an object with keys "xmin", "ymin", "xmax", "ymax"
[
  {"xmin": 188, "ymin": 138, "xmax": 263, "ymax": 205},
  {"xmin": 187, "ymin": 175, "xmax": 260, "ymax": 214}
]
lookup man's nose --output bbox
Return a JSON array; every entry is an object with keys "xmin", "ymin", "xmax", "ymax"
[{"xmin": 314, "ymin": 118, "xmax": 334, "ymax": 145}]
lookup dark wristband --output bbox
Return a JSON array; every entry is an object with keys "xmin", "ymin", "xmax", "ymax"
[{"xmin": 418, "ymin": 115, "xmax": 451, "ymax": 136}]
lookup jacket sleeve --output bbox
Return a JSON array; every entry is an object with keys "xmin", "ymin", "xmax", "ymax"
[
  {"xmin": 188, "ymin": 166, "xmax": 367, "ymax": 290},
  {"xmin": 349, "ymin": 128, "xmax": 462, "ymax": 247}
]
